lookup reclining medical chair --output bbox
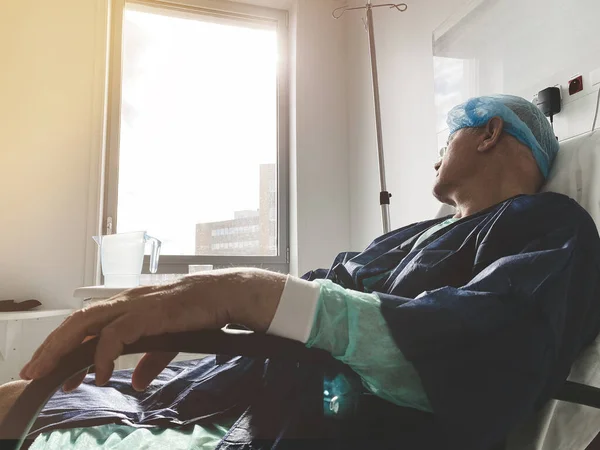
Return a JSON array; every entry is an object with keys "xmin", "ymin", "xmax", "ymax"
[{"xmin": 2, "ymin": 131, "xmax": 600, "ymax": 450}]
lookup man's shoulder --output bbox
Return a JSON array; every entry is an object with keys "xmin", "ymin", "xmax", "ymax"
[
  {"xmin": 506, "ymin": 192, "xmax": 599, "ymax": 240},
  {"xmin": 469, "ymin": 193, "xmax": 600, "ymax": 272},
  {"xmin": 511, "ymin": 192, "xmax": 593, "ymax": 223}
]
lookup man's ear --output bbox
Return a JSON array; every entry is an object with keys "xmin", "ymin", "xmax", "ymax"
[{"xmin": 477, "ymin": 116, "xmax": 504, "ymax": 153}]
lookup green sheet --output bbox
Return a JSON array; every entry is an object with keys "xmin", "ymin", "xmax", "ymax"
[{"xmin": 30, "ymin": 420, "xmax": 234, "ymax": 450}]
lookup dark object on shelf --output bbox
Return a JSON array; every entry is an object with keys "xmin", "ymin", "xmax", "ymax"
[{"xmin": 0, "ymin": 299, "xmax": 42, "ymax": 313}]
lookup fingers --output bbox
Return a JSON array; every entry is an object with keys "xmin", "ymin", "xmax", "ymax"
[
  {"xmin": 62, "ymin": 369, "xmax": 89, "ymax": 393},
  {"xmin": 19, "ymin": 362, "xmax": 31, "ymax": 380},
  {"xmin": 21, "ymin": 322, "xmax": 88, "ymax": 380},
  {"xmin": 19, "ymin": 280, "xmax": 203, "ymax": 384},
  {"xmin": 94, "ymin": 313, "xmax": 156, "ymax": 386},
  {"xmin": 21, "ymin": 301, "xmax": 131, "ymax": 380},
  {"xmin": 94, "ymin": 361, "xmax": 115, "ymax": 387},
  {"xmin": 62, "ymin": 336, "xmax": 98, "ymax": 391},
  {"xmin": 132, "ymin": 352, "xmax": 178, "ymax": 392},
  {"xmin": 22, "ymin": 320, "xmax": 72, "ymax": 378}
]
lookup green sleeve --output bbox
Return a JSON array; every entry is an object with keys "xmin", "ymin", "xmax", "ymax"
[{"xmin": 306, "ymin": 279, "xmax": 432, "ymax": 412}]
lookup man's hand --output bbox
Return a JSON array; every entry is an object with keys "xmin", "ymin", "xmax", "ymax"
[{"xmin": 19, "ymin": 268, "xmax": 286, "ymax": 392}]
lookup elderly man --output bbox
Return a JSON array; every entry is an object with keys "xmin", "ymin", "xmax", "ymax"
[{"xmin": 2, "ymin": 95, "xmax": 600, "ymax": 450}]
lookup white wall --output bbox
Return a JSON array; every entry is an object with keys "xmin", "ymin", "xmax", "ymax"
[
  {"xmin": 433, "ymin": 0, "xmax": 600, "ymax": 148},
  {"xmin": 0, "ymin": 0, "xmax": 350, "ymax": 307},
  {"xmin": 0, "ymin": 0, "xmax": 107, "ymax": 309},
  {"xmin": 289, "ymin": 0, "xmax": 351, "ymax": 275},
  {"xmin": 345, "ymin": 0, "xmax": 468, "ymax": 250}
]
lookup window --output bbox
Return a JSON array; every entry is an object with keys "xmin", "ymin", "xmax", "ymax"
[{"xmin": 105, "ymin": 0, "xmax": 289, "ymax": 273}]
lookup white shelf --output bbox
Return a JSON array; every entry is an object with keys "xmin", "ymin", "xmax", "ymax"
[
  {"xmin": 0, "ymin": 309, "xmax": 75, "ymax": 363},
  {"xmin": 0, "ymin": 309, "xmax": 75, "ymax": 321}
]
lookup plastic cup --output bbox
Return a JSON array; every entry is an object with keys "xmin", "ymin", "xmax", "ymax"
[{"xmin": 189, "ymin": 265, "xmax": 214, "ymax": 274}]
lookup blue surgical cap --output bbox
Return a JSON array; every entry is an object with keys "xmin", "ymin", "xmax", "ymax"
[{"xmin": 446, "ymin": 94, "xmax": 559, "ymax": 178}]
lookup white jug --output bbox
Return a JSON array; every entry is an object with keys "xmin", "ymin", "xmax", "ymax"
[{"xmin": 93, "ymin": 232, "xmax": 161, "ymax": 288}]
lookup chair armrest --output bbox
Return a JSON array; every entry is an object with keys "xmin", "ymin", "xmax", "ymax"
[
  {"xmin": 554, "ymin": 380, "xmax": 600, "ymax": 409},
  {"xmin": 3, "ymin": 330, "xmax": 600, "ymax": 450},
  {"xmin": 0, "ymin": 329, "xmax": 333, "ymax": 450}
]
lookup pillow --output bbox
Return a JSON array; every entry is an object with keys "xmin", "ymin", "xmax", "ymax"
[
  {"xmin": 543, "ymin": 131, "xmax": 600, "ymax": 228},
  {"xmin": 507, "ymin": 131, "xmax": 600, "ymax": 448}
]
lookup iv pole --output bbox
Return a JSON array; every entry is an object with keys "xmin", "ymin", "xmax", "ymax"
[{"xmin": 333, "ymin": 2, "xmax": 407, "ymax": 234}]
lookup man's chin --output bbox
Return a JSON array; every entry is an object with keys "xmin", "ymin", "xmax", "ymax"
[
  {"xmin": 432, "ymin": 182, "xmax": 453, "ymax": 206},
  {"xmin": 432, "ymin": 182, "xmax": 445, "ymax": 203}
]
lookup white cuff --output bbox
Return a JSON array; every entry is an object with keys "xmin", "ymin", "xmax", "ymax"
[{"xmin": 266, "ymin": 275, "xmax": 321, "ymax": 343}]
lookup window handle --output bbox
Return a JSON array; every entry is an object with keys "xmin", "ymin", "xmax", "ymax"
[{"xmin": 106, "ymin": 217, "xmax": 113, "ymax": 235}]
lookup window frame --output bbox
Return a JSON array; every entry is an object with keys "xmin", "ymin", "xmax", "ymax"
[{"xmin": 104, "ymin": 0, "xmax": 290, "ymax": 274}]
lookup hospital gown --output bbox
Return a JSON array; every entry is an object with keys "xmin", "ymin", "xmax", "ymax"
[{"xmin": 29, "ymin": 192, "xmax": 600, "ymax": 450}]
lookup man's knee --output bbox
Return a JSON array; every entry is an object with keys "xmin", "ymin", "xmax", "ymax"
[{"xmin": 0, "ymin": 380, "xmax": 29, "ymax": 424}]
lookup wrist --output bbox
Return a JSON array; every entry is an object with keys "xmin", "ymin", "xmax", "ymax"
[{"xmin": 227, "ymin": 268, "xmax": 286, "ymax": 332}]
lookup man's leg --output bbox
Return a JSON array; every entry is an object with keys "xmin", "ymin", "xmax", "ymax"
[{"xmin": 0, "ymin": 380, "xmax": 29, "ymax": 424}]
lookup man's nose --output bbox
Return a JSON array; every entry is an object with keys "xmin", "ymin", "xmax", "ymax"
[{"xmin": 434, "ymin": 160, "xmax": 442, "ymax": 171}]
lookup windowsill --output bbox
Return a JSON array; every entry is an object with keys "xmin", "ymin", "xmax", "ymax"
[
  {"xmin": 74, "ymin": 286, "xmax": 129, "ymax": 300},
  {"xmin": 74, "ymin": 277, "xmax": 187, "ymax": 300}
]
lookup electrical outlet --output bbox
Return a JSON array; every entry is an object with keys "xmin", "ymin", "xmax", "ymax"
[{"xmin": 568, "ymin": 75, "xmax": 583, "ymax": 95}]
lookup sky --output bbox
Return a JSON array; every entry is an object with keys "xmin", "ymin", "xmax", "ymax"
[{"xmin": 116, "ymin": 6, "xmax": 278, "ymax": 255}]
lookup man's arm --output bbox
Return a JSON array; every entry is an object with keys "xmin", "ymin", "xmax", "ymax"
[
  {"xmin": 22, "ymin": 266, "xmax": 431, "ymax": 414},
  {"xmin": 21, "ymin": 268, "xmax": 286, "ymax": 391},
  {"xmin": 266, "ymin": 276, "xmax": 432, "ymax": 411}
]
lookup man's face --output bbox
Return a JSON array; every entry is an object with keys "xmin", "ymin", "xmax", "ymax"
[{"xmin": 433, "ymin": 128, "xmax": 482, "ymax": 204}]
